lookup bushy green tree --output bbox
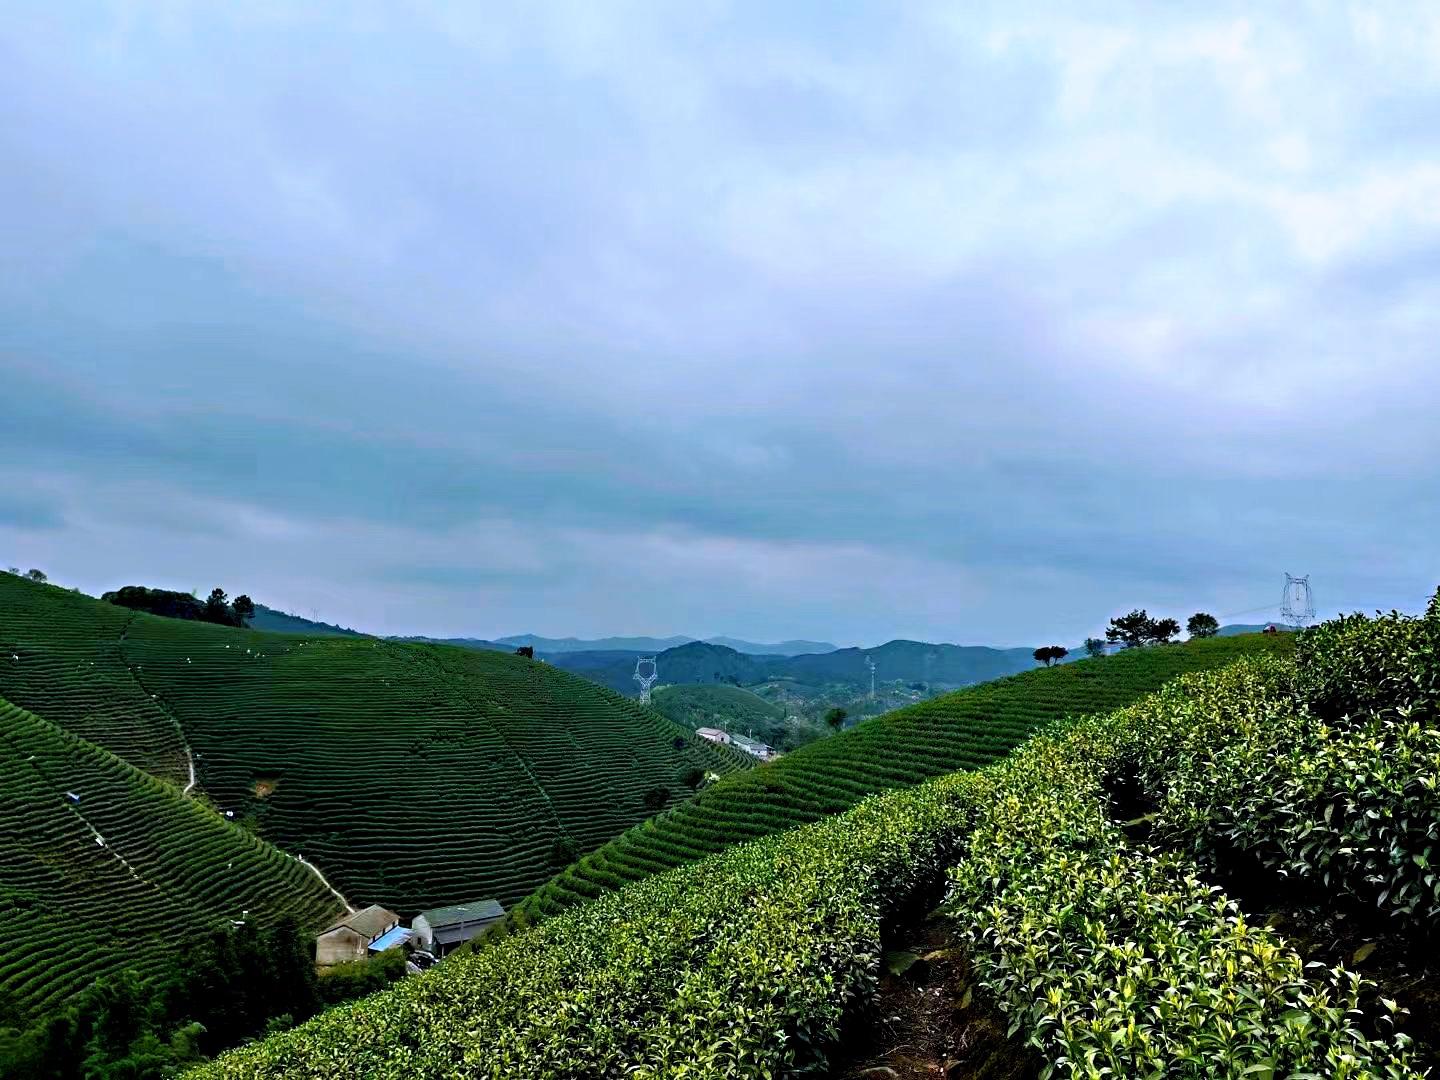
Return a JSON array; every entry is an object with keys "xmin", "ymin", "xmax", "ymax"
[
  {"xmin": 1033, "ymin": 645, "xmax": 1068, "ymax": 666},
  {"xmin": 824, "ymin": 707, "xmax": 847, "ymax": 731},
  {"xmin": 1148, "ymin": 617, "xmax": 1181, "ymax": 644},
  {"xmin": 1084, "ymin": 637, "xmax": 1106, "ymax": 658},
  {"xmin": 1186, "ymin": 612, "xmax": 1219, "ymax": 638},
  {"xmin": 1106, "ymin": 609, "xmax": 1153, "ymax": 648}
]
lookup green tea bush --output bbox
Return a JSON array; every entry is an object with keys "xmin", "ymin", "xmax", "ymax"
[
  {"xmin": 1293, "ymin": 588, "xmax": 1440, "ymax": 722},
  {"xmin": 1116, "ymin": 641, "xmax": 1440, "ymax": 934},
  {"xmin": 948, "ymin": 674, "xmax": 1422, "ymax": 1078}
]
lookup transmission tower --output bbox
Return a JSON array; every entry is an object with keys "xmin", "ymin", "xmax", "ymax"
[
  {"xmin": 633, "ymin": 656, "xmax": 658, "ymax": 704},
  {"xmin": 1280, "ymin": 573, "xmax": 1315, "ymax": 629},
  {"xmin": 866, "ymin": 656, "xmax": 876, "ymax": 700}
]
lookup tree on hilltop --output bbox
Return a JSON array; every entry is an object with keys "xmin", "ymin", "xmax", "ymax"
[
  {"xmin": 1033, "ymin": 645, "xmax": 1069, "ymax": 666},
  {"xmin": 233, "ymin": 595, "xmax": 256, "ymax": 625},
  {"xmin": 1084, "ymin": 637, "xmax": 1106, "ymax": 658},
  {"xmin": 824, "ymin": 707, "xmax": 848, "ymax": 732},
  {"xmin": 25, "ymin": 568, "xmax": 46, "ymax": 582},
  {"xmin": 1106, "ymin": 609, "xmax": 1181, "ymax": 647},
  {"xmin": 1187, "ymin": 612, "xmax": 1219, "ymax": 638},
  {"xmin": 1149, "ymin": 617, "xmax": 1181, "ymax": 644},
  {"xmin": 1106, "ymin": 609, "xmax": 1153, "ymax": 648}
]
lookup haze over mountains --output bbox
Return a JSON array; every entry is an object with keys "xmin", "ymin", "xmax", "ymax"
[{"xmin": 494, "ymin": 634, "xmax": 840, "ymax": 656}]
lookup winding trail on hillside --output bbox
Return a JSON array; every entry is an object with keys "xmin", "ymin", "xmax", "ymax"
[
  {"xmin": 297, "ymin": 854, "xmax": 356, "ymax": 915},
  {"xmin": 117, "ymin": 611, "xmax": 196, "ymax": 790}
]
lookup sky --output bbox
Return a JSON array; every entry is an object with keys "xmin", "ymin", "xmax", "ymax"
[{"xmin": 2, "ymin": 2, "xmax": 1438, "ymax": 647}]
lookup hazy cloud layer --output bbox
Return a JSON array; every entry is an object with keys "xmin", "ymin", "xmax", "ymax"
[{"xmin": 3, "ymin": 2, "xmax": 1438, "ymax": 645}]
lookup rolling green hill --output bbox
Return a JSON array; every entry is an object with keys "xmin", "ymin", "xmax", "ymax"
[
  {"xmin": 650, "ymin": 683, "xmax": 787, "ymax": 737},
  {"xmin": 518, "ymin": 631, "xmax": 1291, "ymax": 920},
  {"xmin": 0, "ymin": 694, "xmax": 341, "ymax": 1027},
  {"xmin": 0, "ymin": 574, "xmax": 743, "ymax": 919},
  {"xmin": 247, "ymin": 604, "xmax": 366, "ymax": 637}
]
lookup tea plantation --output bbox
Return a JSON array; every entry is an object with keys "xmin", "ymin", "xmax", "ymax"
[
  {"xmin": 0, "ymin": 694, "xmax": 341, "ymax": 1027},
  {"xmin": 195, "ymin": 596, "xmax": 1439, "ymax": 1078},
  {"xmin": 0, "ymin": 574, "xmax": 744, "ymax": 916},
  {"xmin": 517, "ymin": 629, "xmax": 1292, "ymax": 920}
]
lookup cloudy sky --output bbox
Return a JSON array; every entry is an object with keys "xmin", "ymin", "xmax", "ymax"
[{"xmin": 2, "ymin": 2, "xmax": 1438, "ymax": 647}]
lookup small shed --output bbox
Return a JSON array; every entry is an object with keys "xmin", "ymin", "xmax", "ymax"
[
  {"xmin": 730, "ymin": 733, "xmax": 777, "ymax": 761},
  {"xmin": 695, "ymin": 727, "xmax": 731, "ymax": 745},
  {"xmin": 315, "ymin": 905, "xmax": 401, "ymax": 967},
  {"xmin": 412, "ymin": 900, "xmax": 506, "ymax": 956}
]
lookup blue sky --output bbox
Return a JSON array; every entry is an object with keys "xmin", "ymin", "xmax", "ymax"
[{"xmin": 2, "ymin": 2, "xmax": 1438, "ymax": 646}]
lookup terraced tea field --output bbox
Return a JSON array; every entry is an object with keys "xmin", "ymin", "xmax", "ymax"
[
  {"xmin": 0, "ymin": 695, "xmax": 340, "ymax": 1027},
  {"xmin": 0, "ymin": 577, "xmax": 189, "ymax": 782},
  {"xmin": 0, "ymin": 574, "xmax": 744, "ymax": 916},
  {"xmin": 518, "ymin": 631, "xmax": 1291, "ymax": 919}
]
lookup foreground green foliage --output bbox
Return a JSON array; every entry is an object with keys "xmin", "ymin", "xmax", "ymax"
[
  {"xmin": 949, "ymin": 659, "xmax": 1421, "ymax": 1078},
  {"xmin": 1122, "ymin": 594, "xmax": 1440, "ymax": 938},
  {"xmin": 519, "ymin": 632, "xmax": 1291, "ymax": 920}
]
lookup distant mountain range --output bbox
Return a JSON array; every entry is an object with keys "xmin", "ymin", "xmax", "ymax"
[
  {"xmin": 538, "ymin": 638, "xmax": 1042, "ymax": 696},
  {"xmin": 494, "ymin": 634, "xmax": 839, "ymax": 656},
  {"xmin": 241, "ymin": 608, "xmax": 1282, "ymax": 692}
]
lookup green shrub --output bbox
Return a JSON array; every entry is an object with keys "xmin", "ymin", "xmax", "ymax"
[
  {"xmin": 947, "ymin": 672, "xmax": 1421, "ymax": 1078},
  {"xmin": 1114, "ymin": 645, "xmax": 1440, "ymax": 935}
]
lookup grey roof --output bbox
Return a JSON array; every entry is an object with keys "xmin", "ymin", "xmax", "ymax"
[
  {"xmin": 418, "ymin": 899, "xmax": 505, "ymax": 928},
  {"xmin": 322, "ymin": 904, "xmax": 399, "ymax": 940}
]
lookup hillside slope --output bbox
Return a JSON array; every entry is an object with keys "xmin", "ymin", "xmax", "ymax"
[
  {"xmin": 650, "ymin": 683, "xmax": 787, "ymax": 735},
  {"xmin": 519, "ymin": 632, "xmax": 1291, "ymax": 919},
  {"xmin": 0, "ymin": 574, "xmax": 743, "ymax": 915},
  {"xmin": 0, "ymin": 694, "xmax": 341, "ymax": 1027}
]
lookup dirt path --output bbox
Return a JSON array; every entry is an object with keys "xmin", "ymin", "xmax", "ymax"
[
  {"xmin": 297, "ymin": 854, "xmax": 355, "ymax": 915},
  {"xmin": 828, "ymin": 914, "xmax": 1039, "ymax": 1080}
]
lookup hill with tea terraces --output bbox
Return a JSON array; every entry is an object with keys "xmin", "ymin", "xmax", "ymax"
[
  {"xmin": 0, "ymin": 573, "xmax": 743, "ymax": 928},
  {"xmin": 0, "ymin": 693, "xmax": 342, "ymax": 1029}
]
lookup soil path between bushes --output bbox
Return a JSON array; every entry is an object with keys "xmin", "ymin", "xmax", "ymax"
[{"xmin": 827, "ymin": 910, "xmax": 1039, "ymax": 1080}]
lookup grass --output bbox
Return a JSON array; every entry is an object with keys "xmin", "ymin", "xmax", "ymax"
[{"xmin": 517, "ymin": 631, "xmax": 1292, "ymax": 920}]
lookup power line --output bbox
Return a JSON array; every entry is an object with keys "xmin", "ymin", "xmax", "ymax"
[{"xmin": 1215, "ymin": 603, "xmax": 1281, "ymax": 620}]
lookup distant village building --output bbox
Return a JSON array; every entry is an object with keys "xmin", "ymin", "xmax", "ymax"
[
  {"xmin": 729, "ymin": 733, "xmax": 778, "ymax": 761},
  {"xmin": 315, "ymin": 905, "xmax": 401, "ymax": 967},
  {"xmin": 695, "ymin": 727, "xmax": 731, "ymax": 745},
  {"xmin": 412, "ymin": 900, "xmax": 506, "ymax": 956}
]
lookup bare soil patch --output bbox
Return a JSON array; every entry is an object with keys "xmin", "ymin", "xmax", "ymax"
[{"xmin": 829, "ymin": 915, "xmax": 1039, "ymax": 1080}]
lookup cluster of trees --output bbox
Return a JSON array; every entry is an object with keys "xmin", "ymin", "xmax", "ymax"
[
  {"xmin": 5, "ymin": 568, "xmax": 47, "ymax": 582},
  {"xmin": 0, "ymin": 918, "xmax": 407, "ymax": 1080},
  {"xmin": 1032, "ymin": 645, "xmax": 1069, "ymax": 666},
  {"xmin": 101, "ymin": 586, "xmax": 256, "ymax": 628},
  {"xmin": 1098, "ymin": 609, "xmax": 1220, "ymax": 650}
]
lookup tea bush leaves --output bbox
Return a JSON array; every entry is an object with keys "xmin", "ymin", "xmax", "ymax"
[{"xmin": 948, "ymin": 667, "xmax": 1422, "ymax": 1078}]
